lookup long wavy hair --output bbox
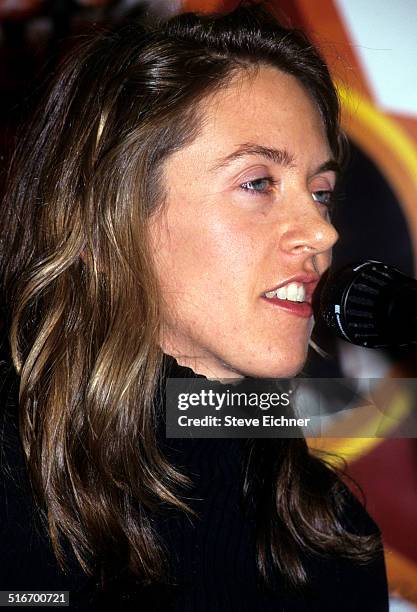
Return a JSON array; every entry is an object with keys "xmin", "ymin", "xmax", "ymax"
[{"xmin": 1, "ymin": 3, "xmax": 378, "ymax": 590}]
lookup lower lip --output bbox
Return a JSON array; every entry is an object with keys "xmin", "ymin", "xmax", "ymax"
[{"xmin": 261, "ymin": 296, "xmax": 313, "ymax": 318}]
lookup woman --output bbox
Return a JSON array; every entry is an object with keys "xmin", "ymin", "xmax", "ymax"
[{"xmin": 0, "ymin": 3, "xmax": 388, "ymax": 610}]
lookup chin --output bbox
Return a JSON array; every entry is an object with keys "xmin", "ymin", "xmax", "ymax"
[{"xmin": 238, "ymin": 351, "xmax": 307, "ymax": 379}]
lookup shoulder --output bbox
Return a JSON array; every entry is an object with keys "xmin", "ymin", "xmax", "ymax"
[
  {"xmin": 330, "ymin": 476, "xmax": 389, "ymax": 609},
  {"xmin": 336, "ymin": 477, "xmax": 382, "ymax": 537},
  {"xmin": 307, "ymin": 451, "xmax": 382, "ymax": 537},
  {"xmin": 0, "ymin": 359, "xmax": 95, "ymax": 600},
  {"xmin": 291, "ymin": 469, "xmax": 389, "ymax": 610}
]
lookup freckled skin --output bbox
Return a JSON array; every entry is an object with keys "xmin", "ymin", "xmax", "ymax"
[{"xmin": 149, "ymin": 66, "xmax": 339, "ymax": 378}]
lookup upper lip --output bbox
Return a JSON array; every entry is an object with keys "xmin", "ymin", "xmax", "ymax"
[{"xmin": 262, "ymin": 273, "xmax": 320, "ymax": 303}]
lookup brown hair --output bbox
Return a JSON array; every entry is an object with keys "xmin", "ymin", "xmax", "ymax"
[{"xmin": 1, "ymin": 3, "xmax": 378, "ymax": 590}]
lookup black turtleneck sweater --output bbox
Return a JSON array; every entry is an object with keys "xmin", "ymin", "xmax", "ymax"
[{"xmin": 0, "ymin": 353, "xmax": 388, "ymax": 611}]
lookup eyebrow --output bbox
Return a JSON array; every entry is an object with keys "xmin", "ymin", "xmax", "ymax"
[
  {"xmin": 314, "ymin": 159, "xmax": 341, "ymax": 178},
  {"xmin": 210, "ymin": 142, "xmax": 341, "ymax": 178}
]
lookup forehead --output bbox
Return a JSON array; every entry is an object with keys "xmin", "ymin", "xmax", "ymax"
[{"xmin": 174, "ymin": 65, "xmax": 330, "ymax": 170}]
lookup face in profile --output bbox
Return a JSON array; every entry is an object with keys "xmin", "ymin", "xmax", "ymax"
[{"xmin": 149, "ymin": 65, "xmax": 339, "ymax": 378}]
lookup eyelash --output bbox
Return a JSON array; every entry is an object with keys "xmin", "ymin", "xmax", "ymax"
[
  {"xmin": 312, "ymin": 190, "xmax": 335, "ymax": 210},
  {"xmin": 240, "ymin": 177, "xmax": 278, "ymax": 195},
  {"xmin": 240, "ymin": 177, "xmax": 335, "ymax": 210}
]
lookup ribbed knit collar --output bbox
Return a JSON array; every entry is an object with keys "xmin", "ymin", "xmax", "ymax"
[{"xmin": 161, "ymin": 353, "xmax": 208, "ymax": 380}]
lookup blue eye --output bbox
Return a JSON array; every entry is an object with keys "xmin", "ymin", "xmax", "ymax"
[
  {"xmin": 312, "ymin": 190, "xmax": 334, "ymax": 207},
  {"xmin": 240, "ymin": 177, "xmax": 276, "ymax": 195}
]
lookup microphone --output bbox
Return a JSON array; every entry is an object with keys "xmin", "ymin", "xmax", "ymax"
[{"xmin": 313, "ymin": 260, "xmax": 417, "ymax": 348}]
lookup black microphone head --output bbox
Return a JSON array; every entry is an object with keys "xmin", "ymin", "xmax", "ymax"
[{"xmin": 313, "ymin": 260, "xmax": 417, "ymax": 348}]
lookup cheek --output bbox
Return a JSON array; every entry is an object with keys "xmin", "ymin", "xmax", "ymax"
[{"xmin": 155, "ymin": 209, "xmax": 258, "ymax": 298}]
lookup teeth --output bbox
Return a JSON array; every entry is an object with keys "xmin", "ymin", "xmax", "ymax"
[
  {"xmin": 264, "ymin": 282, "xmax": 306, "ymax": 302},
  {"xmin": 286, "ymin": 282, "xmax": 299, "ymax": 301},
  {"xmin": 296, "ymin": 285, "xmax": 305, "ymax": 302}
]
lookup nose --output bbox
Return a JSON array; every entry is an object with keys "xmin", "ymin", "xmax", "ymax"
[{"xmin": 279, "ymin": 205, "xmax": 339, "ymax": 256}]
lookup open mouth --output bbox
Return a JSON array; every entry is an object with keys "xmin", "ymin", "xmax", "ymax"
[
  {"xmin": 261, "ymin": 276, "xmax": 320, "ymax": 318},
  {"xmin": 264, "ymin": 281, "xmax": 306, "ymax": 303}
]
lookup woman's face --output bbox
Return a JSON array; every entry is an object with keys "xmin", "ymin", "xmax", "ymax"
[{"xmin": 149, "ymin": 65, "xmax": 339, "ymax": 378}]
